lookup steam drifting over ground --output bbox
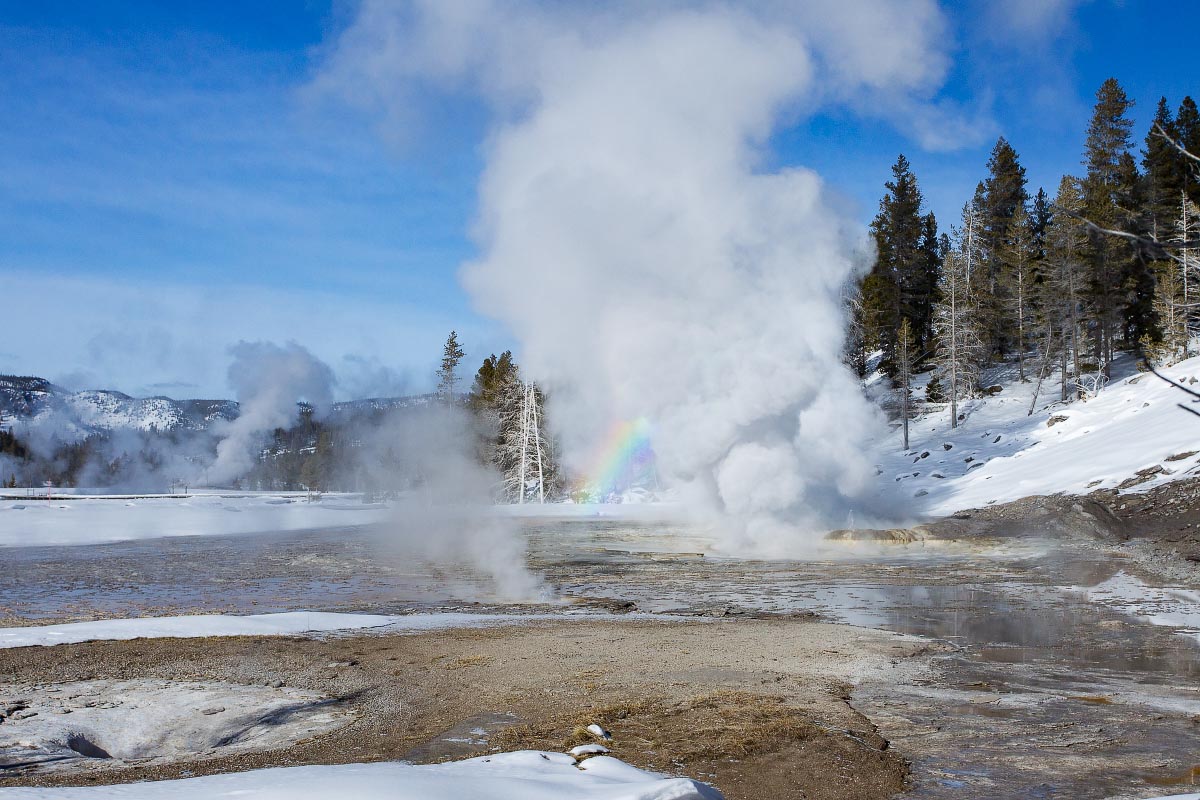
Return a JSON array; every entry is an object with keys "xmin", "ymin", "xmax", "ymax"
[
  {"xmin": 314, "ymin": 1, "xmax": 965, "ymax": 552},
  {"xmin": 371, "ymin": 405, "xmax": 550, "ymax": 602}
]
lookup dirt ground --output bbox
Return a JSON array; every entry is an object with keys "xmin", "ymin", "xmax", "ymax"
[{"xmin": 0, "ymin": 618, "xmax": 936, "ymax": 800}]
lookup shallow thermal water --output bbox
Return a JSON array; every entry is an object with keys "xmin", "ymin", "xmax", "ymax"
[{"xmin": 1, "ymin": 516, "xmax": 1198, "ymax": 798}]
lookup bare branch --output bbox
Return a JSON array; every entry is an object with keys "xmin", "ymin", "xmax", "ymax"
[
  {"xmin": 1055, "ymin": 207, "xmax": 1200, "ymax": 267},
  {"xmin": 1139, "ymin": 352, "xmax": 1200, "ymax": 419},
  {"xmin": 1155, "ymin": 122, "xmax": 1200, "ymax": 165}
]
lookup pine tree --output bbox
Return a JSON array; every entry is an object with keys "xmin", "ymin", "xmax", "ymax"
[
  {"xmin": 437, "ymin": 331, "xmax": 466, "ymax": 404},
  {"xmin": 1031, "ymin": 187, "xmax": 1052, "ymax": 258},
  {"xmin": 980, "ymin": 137, "xmax": 1030, "ymax": 359},
  {"xmin": 1081, "ymin": 78, "xmax": 1137, "ymax": 373},
  {"xmin": 862, "ymin": 155, "xmax": 939, "ymax": 374},
  {"xmin": 1143, "ymin": 98, "xmax": 1183, "ymax": 236},
  {"xmin": 470, "ymin": 350, "xmax": 516, "ymax": 412},
  {"xmin": 1000, "ymin": 205, "xmax": 1038, "ymax": 381},
  {"xmin": 1044, "ymin": 177, "xmax": 1090, "ymax": 399},
  {"xmin": 1177, "ymin": 97, "xmax": 1200, "ymax": 205}
]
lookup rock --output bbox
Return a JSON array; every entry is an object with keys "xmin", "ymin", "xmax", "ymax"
[
  {"xmin": 1047, "ymin": 415, "xmax": 1069, "ymax": 428},
  {"xmin": 1117, "ymin": 465, "xmax": 1167, "ymax": 490},
  {"xmin": 1165, "ymin": 451, "xmax": 1198, "ymax": 462},
  {"xmin": 942, "ymin": 442, "xmax": 953, "ymax": 450},
  {"xmin": 199, "ymin": 706, "xmax": 225, "ymax": 715}
]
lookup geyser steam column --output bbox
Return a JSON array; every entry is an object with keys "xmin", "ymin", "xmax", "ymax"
[
  {"xmin": 206, "ymin": 341, "xmax": 335, "ymax": 487},
  {"xmin": 461, "ymin": 9, "xmax": 899, "ymax": 552},
  {"xmin": 317, "ymin": 2, "xmax": 953, "ymax": 552}
]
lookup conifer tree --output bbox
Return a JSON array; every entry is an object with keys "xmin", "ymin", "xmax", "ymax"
[
  {"xmin": 1143, "ymin": 98, "xmax": 1183, "ymax": 236},
  {"xmin": 437, "ymin": 331, "xmax": 466, "ymax": 404},
  {"xmin": 1031, "ymin": 187, "xmax": 1052, "ymax": 258},
  {"xmin": 1000, "ymin": 205, "xmax": 1038, "ymax": 381},
  {"xmin": 980, "ymin": 137, "xmax": 1030, "ymax": 359},
  {"xmin": 861, "ymin": 155, "xmax": 939, "ymax": 374},
  {"xmin": 1044, "ymin": 177, "xmax": 1089, "ymax": 399},
  {"xmin": 1177, "ymin": 97, "xmax": 1200, "ymax": 205},
  {"xmin": 1081, "ymin": 78, "xmax": 1137, "ymax": 373}
]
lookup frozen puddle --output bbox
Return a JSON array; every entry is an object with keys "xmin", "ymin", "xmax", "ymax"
[
  {"xmin": 0, "ymin": 680, "xmax": 352, "ymax": 773},
  {"xmin": 1071, "ymin": 571, "xmax": 1200, "ymax": 644}
]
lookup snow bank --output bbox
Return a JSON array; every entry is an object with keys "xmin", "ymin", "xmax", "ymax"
[
  {"xmin": 0, "ymin": 611, "xmax": 658, "ymax": 648},
  {"xmin": 880, "ymin": 355, "xmax": 1200, "ymax": 516},
  {"xmin": 0, "ymin": 752, "xmax": 724, "ymax": 799},
  {"xmin": 0, "ymin": 493, "xmax": 389, "ymax": 547}
]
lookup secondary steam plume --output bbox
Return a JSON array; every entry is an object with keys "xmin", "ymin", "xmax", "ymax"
[
  {"xmin": 318, "ymin": 1, "xmax": 957, "ymax": 552},
  {"xmin": 207, "ymin": 341, "xmax": 334, "ymax": 486},
  {"xmin": 372, "ymin": 405, "xmax": 549, "ymax": 602}
]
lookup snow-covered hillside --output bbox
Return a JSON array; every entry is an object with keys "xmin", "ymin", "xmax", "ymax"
[
  {"xmin": 0, "ymin": 376, "xmax": 239, "ymax": 437},
  {"xmin": 879, "ymin": 354, "xmax": 1200, "ymax": 516},
  {"xmin": 0, "ymin": 374, "xmax": 435, "ymax": 440}
]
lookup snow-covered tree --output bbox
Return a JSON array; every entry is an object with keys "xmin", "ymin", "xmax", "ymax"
[
  {"xmin": 496, "ymin": 378, "xmax": 556, "ymax": 503},
  {"xmin": 1175, "ymin": 191, "xmax": 1200, "ymax": 355},
  {"xmin": 932, "ymin": 245, "xmax": 983, "ymax": 428}
]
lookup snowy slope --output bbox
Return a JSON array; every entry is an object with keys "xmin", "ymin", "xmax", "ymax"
[
  {"xmin": 0, "ymin": 752, "xmax": 723, "ymax": 799},
  {"xmin": 0, "ymin": 374, "xmax": 434, "ymax": 439},
  {"xmin": 878, "ymin": 354, "xmax": 1200, "ymax": 516}
]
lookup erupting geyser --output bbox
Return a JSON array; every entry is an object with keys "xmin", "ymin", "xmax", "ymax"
[{"xmin": 317, "ymin": 0, "xmax": 955, "ymax": 551}]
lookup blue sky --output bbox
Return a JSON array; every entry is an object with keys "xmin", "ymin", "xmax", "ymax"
[{"xmin": 0, "ymin": 1, "xmax": 1193, "ymax": 398}]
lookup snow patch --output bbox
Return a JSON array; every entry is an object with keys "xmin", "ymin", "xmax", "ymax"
[
  {"xmin": 0, "ymin": 751, "xmax": 724, "ymax": 799},
  {"xmin": 0, "ymin": 611, "xmax": 668, "ymax": 649}
]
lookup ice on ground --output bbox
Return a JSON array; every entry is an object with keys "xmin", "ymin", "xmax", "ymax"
[
  {"xmin": 1071, "ymin": 571, "xmax": 1200, "ymax": 644},
  {"xmin": 0, "ymin": 612, "xmax": 397, "ymax": 648},
  {"xmin": 877, "ymin": 354, "xmax": 1200, "ymax": 516},
  {"xmin": 0, "ymin": 611, "xmax": 669, "ymax": 649},
  {"xmin": 0, "ymin": 751, "xmax": 724, "ymax": 799},
  {"xmin": 0, "ymin": 680, "xmax": 350, "ymax": 772},
  {"xmin": 0, "ymin": 492, "xmax": 389, "ymax": 548}
]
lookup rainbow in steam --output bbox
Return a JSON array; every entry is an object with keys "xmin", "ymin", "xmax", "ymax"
[{"xmin": 578, "ymin": 417, "xmax": 658, "ymax": 500}]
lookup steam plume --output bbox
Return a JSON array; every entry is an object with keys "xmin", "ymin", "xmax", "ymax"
[
  {"xmin": 207, "ymin": 341, "xmax": 334, "ymax": 486},
  {"xmin": 316, "ymin": 1, "xmax": 959, "ymax": 551}
]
